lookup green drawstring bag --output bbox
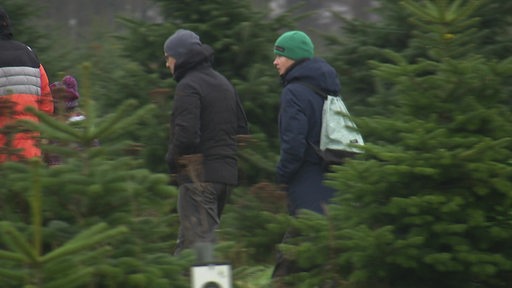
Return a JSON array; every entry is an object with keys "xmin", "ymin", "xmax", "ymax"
[
  {"xmin": 320, "ymin": 93, "xmax": 364, "ymax": 153},
  {"xmin": 298, "ymin": 82, "xmax": 364, "ymax": 165}
]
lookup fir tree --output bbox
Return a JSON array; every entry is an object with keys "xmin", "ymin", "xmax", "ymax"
[
  {"xmin": 282, "ymin": 1, "xmax": 512, "ymax": 287},
  {"xmin": 0, "ymin": 64, "xmax": 192, "ymax": 287},
  {"xmin": 0, "ymin": 159, "xmax": 129, "ymax": 288},
  {"xmin": 324, "ymin": 0, "xmax": 512, "ymax": 115}
]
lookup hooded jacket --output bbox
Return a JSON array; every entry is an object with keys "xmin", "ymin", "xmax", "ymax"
[
  {"xmin": 166, "ymin": 44, "xmax": 248, "ymax": 185},
  {"xmin": 277, "ymin": 57, "xmax": 340, "ymax": 214},
  {"xmin": 0, "ymin": 8, "xmax": 53, "ymax": 162}
]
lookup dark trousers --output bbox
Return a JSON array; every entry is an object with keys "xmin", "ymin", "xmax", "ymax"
[
  {"xmin": 271, "ymin": 229, "xmax": 301, "ymax": 279},
  {"xmin": 174, "ymin": 182, "xmax": 231, "ymax": 255},
  {"xmin": 272, "ymin": 201, "xmax": 318, "ymax": 281}
]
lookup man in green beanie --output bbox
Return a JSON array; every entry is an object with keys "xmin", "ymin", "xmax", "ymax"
[
  {"xmin": 273, "ymin": 30, "xmax": 315, "ymax": 74},
  {"xmin": 271, "ymin": 30, "xmax": 341, "ymax": 282}
]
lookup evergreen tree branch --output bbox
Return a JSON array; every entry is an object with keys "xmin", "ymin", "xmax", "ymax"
[{"xmin": 41, "ymin": 225, "xmax": 128, "ymax": 264}]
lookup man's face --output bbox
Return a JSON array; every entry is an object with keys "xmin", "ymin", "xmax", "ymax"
[
  {"xmin": 165, "ymin": 54, "xmax": 176, "ymax": 75},
  {"xmin": 273, "ymin": 55, "xmax": 295, "ymax": 76}
]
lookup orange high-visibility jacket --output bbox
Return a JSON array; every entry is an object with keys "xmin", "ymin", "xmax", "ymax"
[{"xmin": 0, "ymin": 39, "xmax": 54, "ymax": 162}]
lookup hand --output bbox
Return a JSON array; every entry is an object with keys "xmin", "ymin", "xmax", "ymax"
[
  {"xmin": 178, "ymin": 154, "xmax": 203, "ymax": 183},
  {"xmin": 236, "ymin": 134, "xmax": 253, "ymax": 148}
]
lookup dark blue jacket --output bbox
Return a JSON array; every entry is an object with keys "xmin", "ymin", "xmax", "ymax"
[{"xmin": 276, "ymin": 58, "xmax": 340, "ymax": 215}]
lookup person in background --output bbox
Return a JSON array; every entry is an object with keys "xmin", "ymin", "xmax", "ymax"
[
  {"xmin": 50, "ymin": 75, "xmax": 84, "ymax": 123},
  {"xmin": 0, "ymin": 7, "xmax": 54, "ymax": 163},
  {"xmin": 271, "ymin": 30, "xmax": 341, "ymax": 281},
  {"xmin": 44, "ymin": 75, "xmax": 86, "ymax": 166},
  {"xmin": 163, "ymin": 29, "xmax": 249, "ymax": 255}
]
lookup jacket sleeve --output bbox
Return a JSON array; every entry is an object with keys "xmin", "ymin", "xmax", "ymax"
[
  {"xmin": 166, "ymin": 83, "xmax": 201, "ymax": 173},
  {"xmin": 276, "ymin": 87, "xmax": 308, "ymax": 184},
  {"xmin": 38, "ymin": 65, "xmax": 54, "ymax": 115}
]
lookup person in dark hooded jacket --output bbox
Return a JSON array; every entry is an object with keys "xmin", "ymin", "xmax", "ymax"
[
  {"xmin": 163, "ymin": 29, "xmax": 248, "ymax": 255},
  {"xmin": 271, "ymin": 30, "xmax": 341, "ymax": 281},
  {"xmin": 274, "ymin": 30, "xmax": 340, "ymax": 216}
]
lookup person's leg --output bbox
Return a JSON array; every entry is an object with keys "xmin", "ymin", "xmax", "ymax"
[
  {"xmin": 271, "ymin": 228, "xmax": 299, "ymax": 277},
  {"xmin": 271, "ymin": 201, "xmax": 305, "ymax": 285},
  {"xmin": 174, "ymin": 182, "xmax": 230, "ymax": 255},
  {"xmin": 215, "ymin": 183, "xmax": 232, "ymax": 218}
]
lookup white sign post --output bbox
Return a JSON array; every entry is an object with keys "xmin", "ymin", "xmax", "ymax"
[{"xmin": 190, "ymin": 242, "xmax": 233, "ymax": 288}]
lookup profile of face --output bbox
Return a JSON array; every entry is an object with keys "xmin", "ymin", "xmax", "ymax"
[
  {"xmin": 165, "ymin": 54, "xmax": 176, "ymax": 75},
  {"xmin": 273, "ymin": 55, "xmax": 295, "ymax": 76}
]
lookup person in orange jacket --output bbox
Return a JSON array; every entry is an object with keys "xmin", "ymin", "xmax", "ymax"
[{"xmin": 0, "ymin": 7, "xmax": 54, "ymax": 162}]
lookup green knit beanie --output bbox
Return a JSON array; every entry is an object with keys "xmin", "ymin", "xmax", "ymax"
[{"xmin": 274, "ymin": 30, "xmax": 314, "ymax": 60}]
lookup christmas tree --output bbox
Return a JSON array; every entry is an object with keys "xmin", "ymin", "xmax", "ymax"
[
  {"xmin": 0, "ymin": 64, "xmax": 191, "ymax": 287},
  {"xmin": 281, "ymin": 1, "xmax": 512, "ymax": 287}
]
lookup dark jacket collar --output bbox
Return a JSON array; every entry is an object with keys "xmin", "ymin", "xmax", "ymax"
[
  {"xmin": 173, "ymin": 44, "xmax": 214, "ymax": 81},
  {"xmin": 280, "ymin": 58, "xmax": 310, "ymax": 85}
]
